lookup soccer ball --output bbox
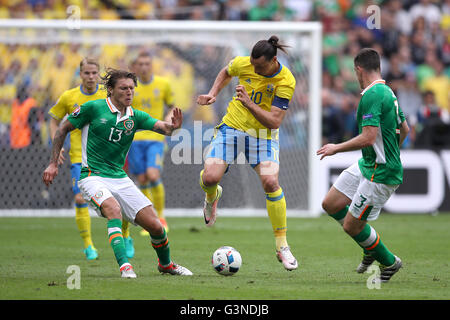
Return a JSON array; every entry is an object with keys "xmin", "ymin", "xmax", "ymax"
[{"xmin": 211, "ymin": 246, "xmax": 242, "ymax": 276}]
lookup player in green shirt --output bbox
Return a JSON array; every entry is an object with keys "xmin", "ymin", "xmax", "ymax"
[
  {"xmin": 317, "ymin": 49, "xmax": 410, "ymax": 283},
  {"xmin": 43, "ymin": 69, "xmax": 192, "ymax": 278}
]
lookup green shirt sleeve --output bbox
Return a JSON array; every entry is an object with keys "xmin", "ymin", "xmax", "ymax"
[
  {"xmin": 67, "ymin": 101, "xmax": 93, "ymax": 129},
  {"xmin": 360, "ymin": 90, "xmax": 382, "ymax": 127},
  {"xmin": 135, "ymin": 109, "xmax": 158, "ymax": 131}
]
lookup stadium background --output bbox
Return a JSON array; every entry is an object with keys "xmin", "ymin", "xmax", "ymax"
[{"xmin": 0, "ymin": 0, "xmax": 449, "ymax": 213}]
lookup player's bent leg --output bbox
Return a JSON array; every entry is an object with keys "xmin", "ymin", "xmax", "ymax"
[
  {"xmin": 101, "ymin": 198, "xmax": 135, "ymax": 278},
  {"xmin": 137, "ymin": 174, "xmax": 153, "ymax": 236},
  {"xmin": 74, "ymin": 194, "xmax": 98, "ymax": 260},
  {"xmin": 256, "ymin": 162, "xmax": 298, "ymax": 271},
  {"xmin": 200, "ymin": 159, "xmax": 227, "ymax": 227},
  {"xmin": 343, "ymin": 213, "xmax": 399, "ymax": 278},
  {"xmin": 135, "ymin": 206, "xmax": 193, "ymax": 276},
  {"xmin": 322, "ymin": 186, "xmax": 352, "ymax": 226},
  {"xmin": 147, "ymin": 168, "xmax": 168, "ymax": 232}
]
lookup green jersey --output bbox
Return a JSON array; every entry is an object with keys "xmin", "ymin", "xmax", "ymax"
[
  {"xmin": 67, "ymin": 98, "xmax": 158, "ymax": 180},
  {"xmin": 357, "ymin": 80, "xmax": 406, "ymax": 185}
]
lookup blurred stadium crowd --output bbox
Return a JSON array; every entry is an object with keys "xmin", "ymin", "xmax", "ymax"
[{"xmin": 0, "ymin": 0, "xmax": 449, "ymax": 150}]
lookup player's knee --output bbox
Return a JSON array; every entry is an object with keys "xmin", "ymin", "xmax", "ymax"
[
  {"xmin": 74, "ymin": 193, "xmax": 85, "ymax": 205},
  {"xmin": 146, "ymin": 168, "xmax": 160, "ymax": 182},
  {"xmin": 322, "ymin": 199, "xmax": 334, "ymax": 214},
  {"xmin": 137, "ymin": 174, "xmax": 148, "ymax": 186},
  {"xmin": 261, "ymin": 176, "xmax": 279, "ymax": 193},
  {"xmin": 101, "ymin": 199, "xmax": 122, "ymax": 220},
  {"xmin": 201, "ymin": 170, "xmax": 221, "ymax": 186}
]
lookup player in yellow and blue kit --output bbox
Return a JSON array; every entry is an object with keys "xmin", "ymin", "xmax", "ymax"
[
  {"xmin": 197, "ymin": 36, "xmax": 298, "ymax": 271},
  {"xmin": 127, "ymin": 52, "xmax": 175, "ymax": 234},
  {"xmin": 48, "ymin": 58, "xmax": 134, "ymax": 260}
]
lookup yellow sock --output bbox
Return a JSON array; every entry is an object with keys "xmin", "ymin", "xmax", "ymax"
[
  {"xmin": 150, "ymin": 180, "xmax": 165, "ymax": 219},
  {"xmin": 265, "ymin": 187, "xmax": 288, "ymax": 251},
  {"xmin": 75, "ymin": 204, "xmax": 93, "ymax": 249},
  {"xmin": 122, "ymin": 219, "xmax": 130, "ymax": 238},
  {"xmin": 200, "ymin": 169, "xmax": 218, "ymax": 203}
]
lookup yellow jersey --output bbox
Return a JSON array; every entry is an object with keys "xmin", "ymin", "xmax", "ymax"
[
  {"xmin": 222, "ymin": 56, "xmax": 296, "ymax": 139},
  {"xmin": 48, "ymin": 84, "xmax": 106, "ymax": 163},
  {"xmin": 132, "ymin": 76, "xmax": 174, "ymax": 142}
]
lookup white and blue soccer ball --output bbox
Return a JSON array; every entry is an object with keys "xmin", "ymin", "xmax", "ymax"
[{"xmin": 211, "ymin": 246, "xmax": 242, "ymax": 276}]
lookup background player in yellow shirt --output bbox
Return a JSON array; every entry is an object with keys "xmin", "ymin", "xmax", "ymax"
[
  {"xmin": 48, "ymin": 58, "xmax": 134, "ymax": 260},
  {"xmin": 197, "ymin": 36, "xmax": 298, "ymax": 271},
  {"xmin": 127, "ymin": 51, "xmax": 175, "ymax": 234}
]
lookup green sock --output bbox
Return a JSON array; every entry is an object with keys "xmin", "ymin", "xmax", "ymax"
[
  {"xmin": 329, "ymin": 205, "xmax": 348, "ymax": 225},
  {"xmin": 150, "ymin": 228, "xmax": 171, "ymax": 266},
  {"xmin": 352, "ymin": 224, "xmax": 395, "ymax": 266},
  {"xmin": 107, "ymin": 219, "xmax": 129, "ymax": 267}
]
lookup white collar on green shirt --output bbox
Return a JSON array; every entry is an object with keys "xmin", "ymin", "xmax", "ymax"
[
  {"xmin": 106, "ymin": 97, "xmax": 134, "ymax": 124},
  {"xmin": 360, "ymin": 79, "xmax": 385, "ymax": 96}
]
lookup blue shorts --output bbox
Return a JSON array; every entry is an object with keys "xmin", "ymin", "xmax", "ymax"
[
  {"xmin": 71, "ymin": 163, "xmax": 82, "ymax": 195},
  {"xmin": 127, "ymin": 140, "xmax": 165, "ymax": 175},
  {"xmin": 205, "ymin": 123, "xmax": 280, "ymax": 168}
]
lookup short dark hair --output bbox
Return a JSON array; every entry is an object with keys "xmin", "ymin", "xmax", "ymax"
[
  {"xmin": 251, "ymin": 35, "xmax": 289, "ymax": 61},
  {"xmin": 101, "ymin": 68, "xmax": 137, "ymax": 97},
  {"xmin": 354, "ymin": 48, "xmax": 380, "ymax": 72}
]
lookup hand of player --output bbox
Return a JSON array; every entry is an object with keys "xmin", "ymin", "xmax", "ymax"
[
  {"xmin": 316, "ymin": 143, "xmax": 338, "ymax": 160},
  {"xmin": 58, "ymin": 148, "xmax": 66, "ymax": 166},
  {"xmin": 170, "ymin": 107, "xmax": 183, "ymax": 130},
  {"xmin": 43, "ymin": 162, "xmax": 59, "ymax": 187},
  {"xmin": 197, "ymin": 94, "xmax": 216, "ymax": 105},
  {"xmin": 235, "ymin": 85, "xmax": 251, "ymax": 108}
]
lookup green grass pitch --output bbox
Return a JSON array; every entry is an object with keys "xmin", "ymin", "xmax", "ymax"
[{"xmin": 1, "ymin": 214, "xmax": 449, "ymax": 300}]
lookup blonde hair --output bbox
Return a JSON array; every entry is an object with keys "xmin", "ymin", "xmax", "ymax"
[{"xmin": 80, "ymin": 57, "xmax": 100, "ymax": 71}]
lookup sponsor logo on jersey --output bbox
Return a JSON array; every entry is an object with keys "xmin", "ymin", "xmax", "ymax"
[{"xmin": 363, "ymin": 114, "xmax": 373, "ymax": 120}]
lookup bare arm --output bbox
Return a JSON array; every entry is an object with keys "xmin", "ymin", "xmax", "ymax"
[
  {"xmin": 42, "ymin": 120, "xmax": 75, "ymax": 186},
  {"xmin": 235, "ymin": 85, "xmax": 286, "ymax": 129},
  {"xmin": 399, "ymin": 120, "xmax": 410, "ymax": 146},
  {"xmin": 197, "ymin": 66, "xmax": 232, "ymax": 105},
  {"xmin": 317, "ymin": 126, "xmax": 378, "ymax": 160},
  {"xmin": 49, "ymin": 117, "xmax": 66, "ymax": 165},
  {"xmin": 152, "ymin": 107, "xmax": 183, "ymax": 136}
]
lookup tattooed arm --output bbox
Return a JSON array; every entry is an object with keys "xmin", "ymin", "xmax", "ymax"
[
  {"xmin": 152, "ymin": 107, "xmax": 183, "ymax": 136},
  {"xmin": 43, "ymin": 120, "xmax": 76, "ymax": 187}
]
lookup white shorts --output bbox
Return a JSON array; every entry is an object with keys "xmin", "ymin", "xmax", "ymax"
[
  {"xmin": 333, "ymin": 162, "xmax": 399, "ymax": 221},
  {"xmin": 78, "ymin": 175, "xmax": 152, "ymax": 225}
]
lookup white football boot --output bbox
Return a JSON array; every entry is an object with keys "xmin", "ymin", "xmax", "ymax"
[
  {"xmin": 157, "ymin": 261, "xmax": 193, "ymax": 276},
  {"xmin": 203, "ymin": 185, "xmax": 222, "ymax": 227},
  {"xmin": 120, "ymin": 263, "xmax": 137, "ymax": 278},
  {"xmin": 276, "ymin": 246, "xmax": 298, "ymax": 271}
]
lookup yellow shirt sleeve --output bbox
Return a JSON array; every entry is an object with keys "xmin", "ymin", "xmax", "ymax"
[
  {"xmin": 48, "ymin": 91, "xmax": 69, "ymax": 120},
  {"xmin": 227, "ymin": 56, "xmax": 244, "ymax": 77},
  {"xmin": 275, "ymin": 72, "xmax": 296, "ymax": 101}
]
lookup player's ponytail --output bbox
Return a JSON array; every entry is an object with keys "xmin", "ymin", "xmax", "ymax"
[{"xmin": 251, "ymin": 35, "xmax": 289, "ymax": 61}]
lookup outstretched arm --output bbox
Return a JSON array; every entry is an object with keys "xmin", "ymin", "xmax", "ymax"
[
  {"xmin": 152, "ymin": 107, "xmax": 183, "ymax": 136},
  {"xmin": 43, "ymin": 120, "xmax": 75, "ymax": 186},
  {"xmin": 317, "ymin": 125, "xmax": 378, "ymax": 160},
  {"xmin": 49, "ymin": 117, "xmax": 66, "ymax": 165},
  {"xmin": 197, "ymin": 66, "xmax": 232, "ymax": 105}
]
